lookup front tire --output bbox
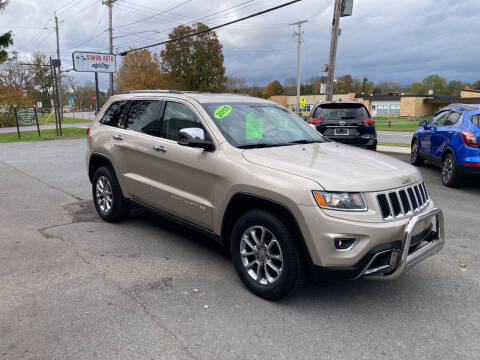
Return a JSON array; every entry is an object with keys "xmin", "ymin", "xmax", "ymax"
[
  {"xmin": 411, "ymin": 139, "xmax": 424, "ymax": 166},
  {"xmin": 92, "ymin": 166, "xmax": 129, "ymax": 222},
  {"xmin": 441, "ymin": 153, "xmax": 462, "ymax": 187},
  {"xmin": 230, "ymin": 209, "xmax": 304, "ymax": 300}
]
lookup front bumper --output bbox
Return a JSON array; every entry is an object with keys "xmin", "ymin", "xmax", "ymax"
[
  {"xmin": 308, "ymin": 207, "xmax": 444, "ymax": 281},
  {"xmin": 360, "ymin": 207, "xmax": 444, "ymax": 279}
]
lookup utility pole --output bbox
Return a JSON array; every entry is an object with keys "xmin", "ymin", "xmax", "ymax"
[
  {"xmin": 326, "ymin": 0, "xmax": 342, "ymax": 101},
  {"xmin": 103, "ymin": 0, "xmax": 117, "ymax": 96},
  {"xmin": 290, "ymin": 20, "xmax": 307, "ymax": 115},
  {"xmin": 54, "ymin": 14, "xmax": 63, "ymax": 135}
]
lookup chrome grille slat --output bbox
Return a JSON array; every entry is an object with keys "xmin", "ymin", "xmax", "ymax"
[{"xmin": 377, "ymin": 181, "xmax": 429, "ymax": 220}]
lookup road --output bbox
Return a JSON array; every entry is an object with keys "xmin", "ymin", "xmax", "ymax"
[
  {"xmin": 377, "ymin": 130, "xmax": 414, "ymax": 144},
  {"xmin": 0, "ymin": 140, "xmax": 479, "ymax": 359}
]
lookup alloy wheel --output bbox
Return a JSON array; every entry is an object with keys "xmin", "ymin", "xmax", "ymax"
[
  {"xmin": 240, "ymin": 225, "xmax": 284, "ymax": 285},
  {"xmin": 411, "ymin": 142, "xmax": 418, "ymax": 162},
  {"xmin": 96, "ymin": 175, "xmax": 113, "ymax": 213},
  {"xmin": 442, "ymin": 156, "xmax": 453, "ymax": 184}
]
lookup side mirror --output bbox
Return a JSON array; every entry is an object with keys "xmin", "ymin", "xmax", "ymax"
[
  {"xmin": 178, "ymin": 128, "xmax": 215, "ymax": 151},
  {"xmin": 419, "ymin": 120, "xmax": 428, "ymax": 128}
]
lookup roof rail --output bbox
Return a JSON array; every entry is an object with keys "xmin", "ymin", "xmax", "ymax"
[
  {"xmin": 450, "ymin": 103, "xmax": 480, "ymax": 111},
  {"xmin": 120, "ymin": 89, "xmax": 183, "ymax": 94}
]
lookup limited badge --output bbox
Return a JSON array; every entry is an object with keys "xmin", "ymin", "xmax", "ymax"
[{"xmin": 214, "ymin": 105, "xmax": 232, "ymax": 119}]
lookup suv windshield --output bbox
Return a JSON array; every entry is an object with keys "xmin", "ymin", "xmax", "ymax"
[
  {"xmin": 202, "ymin": 102, "xmax": 328, "ymax": 148},
  {"xmin": 316, "ymin": 103, "xmax": 369, "ymax": 120}
]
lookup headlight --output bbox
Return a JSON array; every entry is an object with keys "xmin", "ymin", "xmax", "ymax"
[{"xmin": 312, "ymin": 191, "xmax": 367, "ymax": 211}]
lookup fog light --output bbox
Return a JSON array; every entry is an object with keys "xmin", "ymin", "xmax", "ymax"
[{"xmin": 334, "ymin": 237, "xmax": 358, "ymax": 251}]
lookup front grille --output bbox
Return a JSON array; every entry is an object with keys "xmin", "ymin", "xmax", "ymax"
[{"xmin": 376, "ymin": 181, "xmax": 429, "ymax": 220}]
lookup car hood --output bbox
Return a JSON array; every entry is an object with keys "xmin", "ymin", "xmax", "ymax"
[{"xmin": 242, "ymin": 142, "xmax": 421, "ymax": 192}]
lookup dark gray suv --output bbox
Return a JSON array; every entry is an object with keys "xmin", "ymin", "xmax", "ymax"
[{"xmin": 308, "ymin": 101, "xmax": 377, "ymax": 150}]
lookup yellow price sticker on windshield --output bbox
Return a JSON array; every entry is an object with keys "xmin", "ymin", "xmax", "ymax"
[{"xmin": 214, "ymin": 105, "xmax": 232, "ymax": 119}]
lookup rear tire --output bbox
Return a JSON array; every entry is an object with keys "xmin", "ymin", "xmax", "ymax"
[
  {"xmin": 411, "ymin": 139, "xmax": 424, "ymax": 166},
  {"xmin": 92, "ymin": 166, "xmax": 129, "ymax": 222},
  {"xmin": 230, "ymin": 209, "xmax": 304, "ymax": 300},
  {"xmin": 441, "ymin": 153, "xmax": 462, "ymax": 187}
]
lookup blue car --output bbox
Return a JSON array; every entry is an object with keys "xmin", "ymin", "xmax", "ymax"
[{"xmin": 411, "ymin": 104, "xmax": 480, "ymax": 186}]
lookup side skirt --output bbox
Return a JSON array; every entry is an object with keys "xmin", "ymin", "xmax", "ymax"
[{"xmin": 129, "ymin": 199, "xmax": 223, "ymax": 246}]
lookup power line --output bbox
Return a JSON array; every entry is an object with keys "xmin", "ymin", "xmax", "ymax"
[
  {"xmin": 61, "ymin": 0, "xmax": 98, "ymax": 23},
  {"xmin": 112, "ymin": 0, "xmax": 270, "ymax": 49},
  {"xmin": 115, "ymin": 0, "xmax": 193, "ymax": 29},
  {"xmin": 119, "ymin": 0, "xmax": 301, "ymax": 56},
  {"xmin": 65, "ymin": 30, "xmax": 107, "ymax": 50}
]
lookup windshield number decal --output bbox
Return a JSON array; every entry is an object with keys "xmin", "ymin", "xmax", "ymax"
[{"xmin": 214, "ymin": 105, "xmax": 232, "ymax": 119}]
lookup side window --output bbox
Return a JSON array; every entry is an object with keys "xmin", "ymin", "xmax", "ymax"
[
  {"xmin": 161, "ymin": 102, "xmax": 206, "ymax": 141},
  {"xmin": 99, "ymin": 101, "xmax": 127, "ymax": 127},
  {"xmin": 471, "ymin": 114, "xmax": 480, "ymax": 128},
  {"xmin": 430, "ymin": 111, "xmax": 449, "ymax": 126},
  {"xmin": 444, "ymin": 111, "xmax": 461, "ymax": 126},
  {"xmin": 124, "ymin": 100, "xmax": 163, "ymax": 136}
]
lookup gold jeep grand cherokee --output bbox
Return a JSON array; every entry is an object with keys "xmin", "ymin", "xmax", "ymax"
[{"xmin": 86, "ymin": 90, "xmax": 444, "ymax": 300}]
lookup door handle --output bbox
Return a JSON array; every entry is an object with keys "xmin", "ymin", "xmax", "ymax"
[
  {"xmin": 448, "ymin": 131, "xmax": 453, "ymax": 134},
  {"xmin": 153, "ymin": 145, "xmax": 167, "ymax": 152},
  {"xmin": 112, "ymin": 135, "xmax": 123, "ymax": 140}
]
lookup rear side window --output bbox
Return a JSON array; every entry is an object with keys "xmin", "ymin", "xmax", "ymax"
[
  {"xmin": 124, "ymin": 100, "xmax": 163, "ymax": 136},
  {"xmin": 315, "ymin": 103, "xmax": 369, "ymax": 120},
  {"xmin": 100, "ymin": 101, "xmax": 127, "ymax": 127},
  {"xmin": 471, "ymin": 114, "xmax": 480, "ymax": 128},
  {"xmin": 161, "ymin": 102, "xmax": 205, "ymax": 141}
]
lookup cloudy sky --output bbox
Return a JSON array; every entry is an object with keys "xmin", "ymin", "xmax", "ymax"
[{"xmin": 2, "ymin": 0, "xmax": 479, "ymax": 90}]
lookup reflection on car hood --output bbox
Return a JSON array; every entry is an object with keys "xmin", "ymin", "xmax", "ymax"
[{"xmin": 241, "ymin": 142, "xmax": 422, "ymax": 192}]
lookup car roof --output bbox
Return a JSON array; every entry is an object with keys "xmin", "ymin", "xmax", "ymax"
[
  {"xmin": 315, "ymin": 100, "xmax": 366, "ymax": 107},
  {"xmin": 446, "ymin": 103, "xmax": 480, "ymax": 112},
  {"xmin": 111, "ymin": 90, "xmax": 275, "ymax": 105}
]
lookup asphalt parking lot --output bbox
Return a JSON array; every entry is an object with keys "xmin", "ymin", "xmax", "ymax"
[{"xmin": 1, "ymin": 139, "xmax": 479, "ymax": 360}]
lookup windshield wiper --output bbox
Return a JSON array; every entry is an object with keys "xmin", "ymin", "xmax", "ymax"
[
  {"xmin": 288, "ymin": 139, "xmax": 324, "ymax": 144},
  {"xmin": 237, "ymin": 142, "xmax": 293, "ymax": 149}
]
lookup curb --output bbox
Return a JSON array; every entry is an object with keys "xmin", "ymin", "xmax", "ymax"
[{"xmin": 377, "ymin": 145, "xmax": 410, "ymax": 155}]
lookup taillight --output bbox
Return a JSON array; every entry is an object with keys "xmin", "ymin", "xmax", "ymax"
[
  {"xmin": 307, "ymin": 118, "xmax": 323, "ymax": 124},
  {"xmin": 362, "ymin": 118, "xmax": 375, "ymax": 126},
  {"xmin": 86, "ymin": 128, "xmax": 91, "ymax": 136},
  {"xmin": 460, "ymin": 131, "xmax": 479, "ymax": 148}
]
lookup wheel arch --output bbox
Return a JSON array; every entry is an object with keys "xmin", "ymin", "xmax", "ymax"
[
  {"xmin": 220, "ymin": 192, "xmax": 313, "ymax": 265},
  {"xmin": 88, "ymin": 152, "xmax": 114, "ymax": 183},
  {"xmin": 442, "ymin": 146, "xmax": 456, "ymax": 161}
]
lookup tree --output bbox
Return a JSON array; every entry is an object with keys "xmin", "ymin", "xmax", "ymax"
[
  {"xmin": 0, "ymin": 52, "xmax": 31, "ymax": 88},
  {"xmin": 0, "ymin": 1, "xmax": 13, "ymax": 64},
  {"xmin": 263, "ymin": 80, "xmax": 284, "ymax": 98},
  {"xmin": 374, "ymin": 81, "xmax": 403, "ymax": 94},
  {"xmin": 226, "ymin": 76, "xmax": 246, "ymax": 93},
  {"xmin": 27, "ymin": 53, "xmax": 53, "ymax": 106},
  {"xmin": 472, "ymin": 80, "xmax": 480, "ymax": 90},
  {"xmin": 407, "ymin": 81, "xmax": 426, "ymax": 95},
  {"xmin": 283, "ymin": 77, "xmax": 297, "ymax": 96},
  {"xmin": 446, "ymin": 80, "xmax": 464, "ymax": 96},
  {"xmin": 160, "ymin": 22, "xmax": 226, "ymax": 92},
  {"xmin": 361, "ymin": 77, "xmax": 375, "ymax": 94},
  {"xmin": 422, "ymin": 74, "xmax": 447, "ymax": 95},
  {"xmin": 116, "ymin": 49, "xmax": 168, "ymax": 92}
]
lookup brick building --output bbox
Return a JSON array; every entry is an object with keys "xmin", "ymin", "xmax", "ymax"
[{"xmin": 270, "ymin": 89, "xmax": 480, "ymax": 118}]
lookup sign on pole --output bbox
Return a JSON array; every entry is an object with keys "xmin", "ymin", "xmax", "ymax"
[
  {"xmin": 17, "ymin": 108, "xmax": 36, "ymax": 125},
  {"xmin": 341, "ymin": 0, "xmax": 353, "ymax": 17},
  {"xmin": 300, "ymin": 96, "xmax": 306, "ymax": 109},
  {"xmin": 67, "ymin": 96, "xmax": 76, "ymax": 106},
  {"xmin": 72, "ymin": 51, "xmax": 116, "ymax": 73}
]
